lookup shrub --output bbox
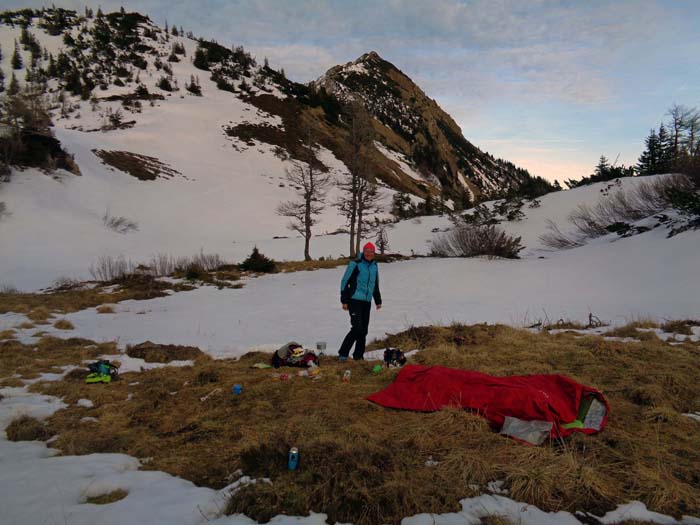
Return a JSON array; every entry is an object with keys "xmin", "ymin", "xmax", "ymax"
[
  {"xmin": 240, "ymin": 247, "xmax": 277, "ymax": 273},
  {"xmin": 539, "ymin": 219, "xmax": 584, "ymax": 250},
  {"xmin": 102, "ymin": 210, "xmax": 139, "ymax": 234},
  {"xmin": 96, "ymin": 305, "xmax": 115, "ymax": 314},
  {"xmin": 184, "ymin": 262, "xmax": 205, "ymax": 281},
  {"xmin": 89, "ymin": 255, "xmax": 134, "ymax": 281},
  {"xmin": 432, "ymin": 224, "xmax": 523, "ymax": 259},
  {"xmin": 157, "ymin": 76, "xmax": 173, "ymax": 91},
  {"xmin": 53, "ymin": 276, "xmax": 82, "ymax": 290}
]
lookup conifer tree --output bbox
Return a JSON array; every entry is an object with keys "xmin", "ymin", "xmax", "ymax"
[
  {"xmin": 11, "ymin": 41, "xmax": 22, "ymax": 70},
  {"xmin": 657, "ymin": 124, "xmax": 673, "ymax": 173},
  {"xmin": 8, "ymin": 73, "xmax": 20, "ymax": 95},
  {"xmin": 637, "ymin": 129, "xmax": 660, "ymax": 175},
  {"xmin": 0, "ymin": 69, "xmax": 5, "ymax": 93}
]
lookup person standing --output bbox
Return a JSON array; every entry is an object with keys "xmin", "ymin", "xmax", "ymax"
[{"xmin": 338, "ymin": 242, "xmax": 382, "ymax": 361}]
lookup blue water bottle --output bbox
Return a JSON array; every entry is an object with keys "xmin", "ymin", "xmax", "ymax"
[
  {"xmin": 288, "ymin": 447, "xmax": 299, "ymax": 471},
  {"xmin": 233, "ymin": 384, "xmax": 242, "ymax": 395}
]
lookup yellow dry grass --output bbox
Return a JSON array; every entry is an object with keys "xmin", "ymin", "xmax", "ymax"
[
  {"xmin": 6, "ymin": 415, "xmax": 51, "ymax": 441},
  {"xmin": 53, "ymin": 319, "xmax": 75, "ymax": 330},
  {"xmin": 0, "ymin": 275, "xmax": 186, "ymax": 320},
  {"xmin": 96, "ymin": 305, "xmax": 115, "ymax": 314},
  {"xmin": 0, "ymin": 329, "xmax": 16, "ymax": 340},
  {"xmin": 277, "ymin": 254, "xmax": 408, "ymax": 273},
  {"xmin": 5, "ymin": 323, "xmax": 694, "ymax": 525},
  {"xmin": 84, "ymin": 489, "xmax": 129, "ymax": 505}
]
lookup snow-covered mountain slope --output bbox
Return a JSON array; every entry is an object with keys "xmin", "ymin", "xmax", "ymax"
[
  {"xmin": 314, "ymin": 51, "xmax": 538, "ymax": 201},
  {"xmin": 0, "ymin": 8, "xmax": 550, "ymax": 291},
  {"xmin": 3, "ymin": 174, "xmax": 698, "ymax": 356}
]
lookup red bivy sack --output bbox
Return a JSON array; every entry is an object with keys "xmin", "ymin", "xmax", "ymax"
[{"xmin": 367, "ymin": 365, "xmax": 609, "ymax": 444}]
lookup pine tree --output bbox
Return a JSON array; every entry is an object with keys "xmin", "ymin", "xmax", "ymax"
[
  {"xmin": 593, "ymin": 155, "xmax": 610, "ymax": 179},
  {"xmin": 8, "ymin": 73, "xmax": 20, "ymax": 95},
  {"xmin": 0, "ymin": 43, "xmax": 3, "ymax": 63},
  {"xmin": 657, "ymin": 124, "xmax": 674, "ymax": 173},
  {"xmin": 637, "ymin": 129, "xmax": 659, "ymax": 175},
  {"xmin": 11, "ymin": 41, "xmax": 22, "ymax": 70},
  {"xmin": 0, "ymin": 69, "xmax": 5, "ymax": 93},
  {"xmin": 193, "ymin": 48, "xmax": 208, "ymax": 70}
]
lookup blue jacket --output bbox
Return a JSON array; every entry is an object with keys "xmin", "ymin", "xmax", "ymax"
[{"xmin": 340, "ymin": 254, "xmax": 382, "ymax": 305}]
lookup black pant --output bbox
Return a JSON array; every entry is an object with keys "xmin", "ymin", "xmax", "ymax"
[{"xmin": 339, "ymin": 299, "xmax": 371, "ymax": 360}]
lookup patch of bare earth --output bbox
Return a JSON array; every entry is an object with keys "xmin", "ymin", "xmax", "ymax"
[{"xmin": 92, "ymin": 149, "xmax": 181, "ymax": 181}]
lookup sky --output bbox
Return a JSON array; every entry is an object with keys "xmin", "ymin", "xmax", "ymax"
[{"xmin": 2, "ymin": 0, "xmax": 699, "ymax": 182}]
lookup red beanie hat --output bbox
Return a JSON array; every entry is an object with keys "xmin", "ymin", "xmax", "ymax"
[{"xmin": 363, "ymin": 242, "xmax": 376, "ymax": 252}]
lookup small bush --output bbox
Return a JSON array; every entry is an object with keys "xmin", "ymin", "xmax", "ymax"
[
  {"xmin": 54, "ymin": 319, "xmax": 75, "ymax": 330},
  {"xmin": 89, "ymin": 255, "xmax": 134, "ymax": 281},
  {"xmin": 0, "ymin": 283, "xmax": 20, "ymax": 294},
  {"xmin": 103, "ymin": 210, "xmax": 139, "ymax": 234},
  {"xmin": 539, "ymin": 219, "xmax": 585, "ymax": 250},
  {"xmin": 661, "ymin": 320, "xmax": 696, "ymax": 336},
  {"xmin": 96, "ymin": 305, "xmax": 115, "ymax": 314},
  {"xmin": 53, "ymin": 277, "xmax": 82, "ymax": 290},
  {"xmin": 6, "ymin": 415, "xmax": 50, "ymax": 441},
  {"xmin": 432, "ymin": 225, "xmax": 523, "ymax": 259},
  {"xmin": 240, "ymin": 247, "xmax": 277, "ymax": 273},
  {"xmin": 184, "ymin": 262, "xmax": 205, "ymax": 281},
  {"xmin": 157, "ymin": 76, "xmax": 173, "ymax": 91}
]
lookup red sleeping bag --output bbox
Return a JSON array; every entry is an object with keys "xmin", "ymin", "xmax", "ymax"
[{"xmin": 367, "ymin": 365, "xmax": 609, "ymax": 444}]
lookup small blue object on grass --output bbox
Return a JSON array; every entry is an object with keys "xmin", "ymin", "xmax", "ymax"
[
  {"xmin": 233, "ymin": 384, "xmax": 242, "ymax": 395},
  {"xmin": 338, "ymin": 356, "xmax": 348, "ymax": 363},
  {"xmin": 288, "ymin": 447, "xmax": 299, "ymax": 471}
]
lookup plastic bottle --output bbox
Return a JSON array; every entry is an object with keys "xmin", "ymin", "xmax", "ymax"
[
  {"xmin": 233, "ymin": 384, "xmax": 243, "ymax": 395},
  {"xmin": 288, "ymin": 447, "xmax": 300, "ymax": 471},
  {"xmin": 343, "ymin": 370, "xmax": 351, "ymax": 383}
]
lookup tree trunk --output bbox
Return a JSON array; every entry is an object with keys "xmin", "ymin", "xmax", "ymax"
[{"xmin": 355, "ymin": 186, "xmax": 364, "ymax": 255}]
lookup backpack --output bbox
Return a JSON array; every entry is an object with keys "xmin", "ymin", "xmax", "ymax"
[
  {"xmin": 271, "ymin": 342, "xmax": 320, "ymax": 368},
  {"xmin": 383, "ymin": 348, "xmax": 407, "ymax": 368}
]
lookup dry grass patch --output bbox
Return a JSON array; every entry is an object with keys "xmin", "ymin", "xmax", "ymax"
[
  {"xmin": 0, "ymin": 275, "xmax": 189, "ymax": 321},
  {"xmin": 84, "ymin": 489, "xmax": 128, "ymax": 505},
  {"xmin": 0, "ymin": 337, "xmax": 111, "ymax": 384},
  {"xmin": 6, "ymin": 415, "xmax": 51, "ymax": 441},
  {"xmin": 604, "ymin": 324, "xmax": 660, "ymax": 341},
  {"xmin": 19, "ymin": 324, "xmax": 698, "ymax": 525},
  {"xmin": 54, "ymin": 319, "xmax": 75, "ymax": 330},
  {"xmin": 125, "ymin": 341, "xmax": 205, "ymax": 363},
  {"xmin": 96, "ymin": 305, "xmax": 115, "ymax": 314},
  {"xmin": 0, "ymin": 329, "xmax": 16, "ymax": 339},
  {"xmin": 661, "ymin": 319, "xmax": 697, "ymax": 336}
]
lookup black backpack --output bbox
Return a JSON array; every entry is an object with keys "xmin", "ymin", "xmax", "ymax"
[{"xmin": 383, "ymin": 348, "xmax": 407, "ymax": 367}]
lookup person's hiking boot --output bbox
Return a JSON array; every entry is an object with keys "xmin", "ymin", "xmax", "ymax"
[{"xmin": 338, "ymin": 356, "xmax": 348, "ymax": 363}]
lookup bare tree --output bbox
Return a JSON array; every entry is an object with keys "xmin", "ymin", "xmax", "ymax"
[
  {"xmin": 668, "ymin": 104, "xmax": 693, "ymax": 157},
  {"xmin": 682, "ymin": 109, "xmax": 700, "ymax": 156},
  {"xmin": 354, "ymin": 174, "xmax": 383, "ymax": 254},
  {"xmin": 276, "ymin": 141, "xmax": 332, "ymax": 260},
  {"xmin": 338, "ymin": 101, "xmax": 375, "ymax": 255},
  {"xmin": 375, "ymin": 224, "xmax": 390, "ymax": 255}
]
